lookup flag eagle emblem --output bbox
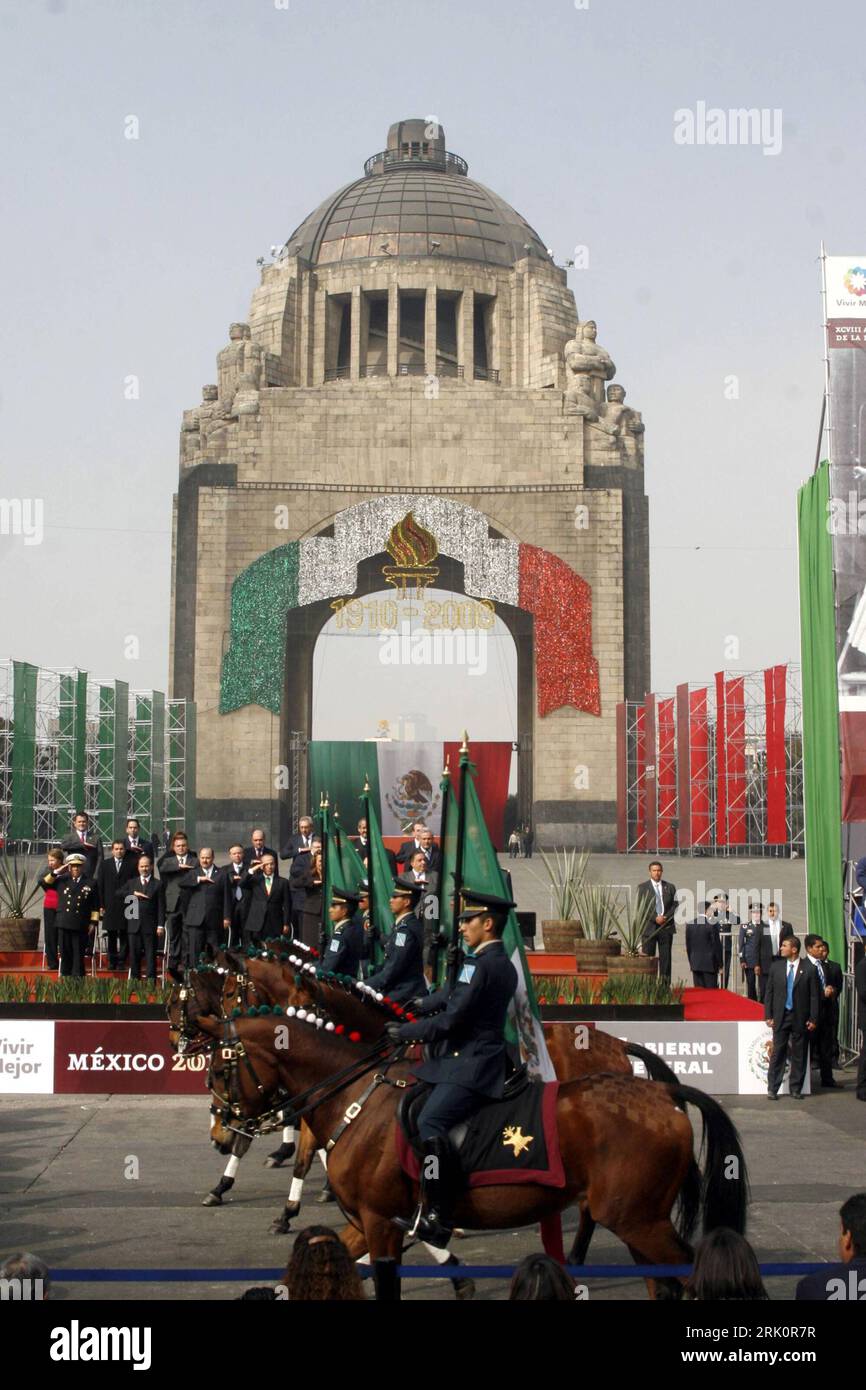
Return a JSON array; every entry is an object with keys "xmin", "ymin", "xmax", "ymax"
[{"xmin": 502, "ymin": 1125, "xmax": 533, "ymax": 1157}]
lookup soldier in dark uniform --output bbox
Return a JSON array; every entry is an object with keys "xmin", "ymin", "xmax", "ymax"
[
  {"xmin": 365, "ymin": 877, "xmax": 426, "ymax": 1004},
  {"xmin": 56, "ymin": 854, "xmax": 100, "ymax": 977},
  {"xmin": 322, "ymin": 885, "xmax": 368, "ymax": 979},
  {"xmin": 387, "ymin": 888, "xmax": 518, "ymax": 1247}
]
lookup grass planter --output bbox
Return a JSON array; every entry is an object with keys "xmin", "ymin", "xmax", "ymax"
[
  {"xmin": 0, "ymin": 918, "xmax": 40, "ymax": 950},
  {"xmin": 607, "ymin": 953, "xmax": 659, "ymax": 977},
  {"xmin": 540, "ymin": 920, "xmax": 583, "ymax": 953},
  {"xmin": 574, "ymin": 939, "xmax": 617, "ymax": 973}
]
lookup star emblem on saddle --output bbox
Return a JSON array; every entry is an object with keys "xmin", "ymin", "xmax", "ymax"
[{"xmin": 502, "ymin": 1125, "xmax": 533, "ymax": 1157}]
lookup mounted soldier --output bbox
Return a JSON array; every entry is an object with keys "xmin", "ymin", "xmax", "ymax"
[
  {"xmin": 387, "ymin": 888, "xmax": 518, "ymax": 1246},
  {"xmin": 364, "ymin": 876, "xmax": 426, "ymax": 1004}
]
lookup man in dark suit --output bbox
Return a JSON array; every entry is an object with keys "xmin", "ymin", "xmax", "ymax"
[
  {"xmin": 365, "ymin": 877, "xmax": 426, "ymax": 1004},
  {"xmin": 417, "ymin": 827, "xmax": 442, "ymax": 876},
  {"xmin": 707, "ymin": 893, "xmax": 739, "ymax": 989},
  {"xmin": 60, "ymin": 811, "xmax": 103, "ymax": 879},
  {"xmin": 281, "ymin": 815, "xmax": 315, "ymax": 863},
  {"xmin": 96, "ymin": 839, "xmax": 132, "ymax": 969},
  {"xmin": 242, "ymin": 828, "xmax": 279, "ymax": 872},
  {"xmin": 396, "ymin": 821, "xmax": 428, "ymax": 868},
  {"xmin": 856, "ymin": 953, "xmax": 866, "ymax": 1101},
  {"xmin": 121, "ymin": 819, "xmax": 156, "ymax": 880},
  {"xmin": 240, "ymin": 853, "xmax": 292, "ymax": 947},
  {"xmin": 157, "ymin": 831, "xmax": 198, "ymax": 969},
  {"xmin": 805, "ymin": 936, "xmax": 843, "ymax": 1089},
  {"xmin": 179, "ymin": 847, "xmax": 225, "ymax": 965},
  {"xmin": 765, "ymin": 900, "xmax": 794, "ymax": 958},
  {"xmin": 220, "ymin": 844, "xmax": 247, "ymax": 948},
  {"xmin": 636, "ymin": 860, "xmax": 677, "ymax": 981},
  {"xmin": 685, "ymin": 905, "xmax": 722, "ymax": 988},
  {"xmin": 764, "ymin": 935, "xmax": 820, "ymax": 1099},
  {"xmin": 126, "ymin": 854, "xmax": 163, "ymax": 983},
  {"xmin": 796, "ymin": 1193, "xmax": 866, "ymax": 1300}
]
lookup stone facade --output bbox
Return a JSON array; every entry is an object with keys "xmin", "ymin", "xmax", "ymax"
[{"xmin": 170, "ymin": 120, "xmax": 650, "ymax": 850}]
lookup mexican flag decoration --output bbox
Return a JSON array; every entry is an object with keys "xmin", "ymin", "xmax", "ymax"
[
  {"xmin": 360, "ymin": 779, "xmax": 396, "ymax": 969},
  {"xmin": 319, "ymin": 799, "xmax": 366, "ymax": 951}
]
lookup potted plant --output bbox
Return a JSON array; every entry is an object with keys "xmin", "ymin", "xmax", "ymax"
[
  {"xmin": 607, "ymin": 891, "xmax": 660, "ymax": 977},
  {"xmin": 572, "ymin": 881, "xmax": 621, "ymax": 973},
  {"xmin": 0, "ymin": 854, "xmax": 41, "ymax": 950},
  {"xmin": 538, "ymin": 847, "xmax": 588, "ymax": 953}
]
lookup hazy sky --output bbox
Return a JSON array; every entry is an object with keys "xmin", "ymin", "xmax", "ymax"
[{"xmin": 0, "ymin": 0, "xmax": 857, "ymax": 707}]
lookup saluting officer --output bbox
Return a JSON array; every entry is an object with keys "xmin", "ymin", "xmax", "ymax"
[
  {"xmin": 322, "ymin": 885, "xmax": 368, "ymax": 979},
  {"xmin": 365, "ymin": 876, "xmax": 426, "ymax": 1004},
  {"xmin": 56, "ymin": 854, "xmax": 100, "ymax": 977},
  {"xmin": 387, "ymin": 888, "xmax": 518, "ymax": 1247}
]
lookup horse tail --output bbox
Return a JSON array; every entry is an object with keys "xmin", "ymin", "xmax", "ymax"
[
  {"xmin": 624, "ymin": 1040, "xmax": 679, "ymax": 1086},
  {"xmin": 673, "ymin": 1158, "xmax": 702, "ymax": 1246},
  {"xmin": 670, "ymin": 1084, "xmax": 750, "ymax": 1235}
]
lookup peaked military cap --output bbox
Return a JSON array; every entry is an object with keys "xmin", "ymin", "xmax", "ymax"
[
  {"xmin": 331, "ymin": 884, "xmax": 360, "ymax": 909},
  {"xmin": 391, "ymin": 874, "xmax": 424, "ymax": 902},
  {"xmin": 458, "ymin": 888, "xmax": 516, "ymax": 922}
]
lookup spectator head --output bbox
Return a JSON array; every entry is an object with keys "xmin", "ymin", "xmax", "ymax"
[
  {"xmin": 839, "ymin": 1193, "xmax": 866, "ymax": 1264},
  {"xmin": 410, "ymin": 850, "xmax": 427, "ymax": 876},
  {"xmin": 228, "ymin": 844, "xmax": 244, "ymax": 865},
  {"xmin": 0, "ymin": 1251, "xmax": 50, "ymax": 1298},
  {"xmin": 412, "ymin": 820, "xmax": 426, "ymax": 840},
  {"xmin": 199, "ymin": 848, "xmax": 214, "ymax": 869},
  {"xmin": 261, "ymin": 854, "xmax": 276, "ymax": 877},
  {"xmin": 310, "ymin": 838, "xmax": 322, "ymax": 854},
  {"xmin": 686, "ymin": 1228, "xmax": 768, "ymax": 1301},
  {"xmin": 766, "ymin": 901, "xmax": 780, "ymax": 919},
  {"xmin": 781, "ymin": 935, "xmax": 801, "ymax": 958},
  {"xmin": 508, "ymin": 1254, "xmax": 575, "ymax": 1301},
  {"xmin": 817, "ymin": 940, "xmax": 830, "ymax": 960},
  {"xmin": 357, "ymin": 818, "xmax": 367, "ymax": 837},
  {"xmin": 138, "ymin": 857, "xmax": 152, "ymax": 876},
  {"xmin": 419, "ymin": 828, "xmax": 434, "ymax": 850},
  {"xmin": 112, "ymin": 839, "xmax": 125, "ymax": 858},
  {"xmin": 65, "ymin": 854, "xmax": 86, "ymax": 879},
  {"xmin": 298, "ymin": 817, "xmax": 313, "ymax": 837},
  {"xmin": 648, "ymin": 861, "xmax": 663, "ymax": 881},
  {"xmin": 238, "ymin": 1286, "xmax": 278, "ymax": 1301},
  {"xmin": 251, "ymin": 829, "xmax": 265, "ymax": 851},
  {"xmin": 804, "ymin": 934, "xmax": 822, "ymax": 957},
  {"xmin": 72, "ymin": 811, "xmax": 89, "ymax": 832},
  {"xmin": 749, "ymin": 902, "xmax": 763, "ymax": 923},
  {"xmin": 172, "ymin": 832, "xmax": 189, "ymax": 853},
  {"xmin": 279, "ymin": 1226, "xmax": 365, "ymax": 1301},
  {"xmin": 126, "ymin": 819, "xmax": 140, "ymax": 835},
  {"xmin": 47, "ymin": 847, "xmax": 64, "ymax": 867}
]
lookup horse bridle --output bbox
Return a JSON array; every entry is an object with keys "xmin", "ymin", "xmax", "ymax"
[{"xmin": 174, "ymin": 972, "xmax": 221, "ymax": 1055}]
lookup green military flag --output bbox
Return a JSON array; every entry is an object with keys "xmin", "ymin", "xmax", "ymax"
[{"xmin": 361, "ymin": 779, "xmax": 396, "ymax": 968}]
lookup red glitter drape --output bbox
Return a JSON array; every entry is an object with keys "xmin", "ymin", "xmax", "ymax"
[
  {"xmin": 643, "ymin": 695, "xmax": 658, "ymax": 849},
  {"xmin": 688, "ymin": 687, "xmax": 712, "ymax": 849},
  {"xmin": 443, "ymin": 740, "xmax": 512, "ymax": 849},
  {"xmin": 764, "ymin": 664, "xmax": 788, "ymax": 843},
  {"xmin": 517, "ymin": 545, "xmax": 601, "ymax": 718},
  {"xmin": 841, "ymin": 712, "xmax": 866, "ymax": 822},
  {"xmin": 657, "ymin": 697, "xmax": 677, "ymax": 850},
  {"xmin": 634, "ymin": 704, "xmax": 647, "ymax": 851},
  {"xmin": 714, "ymin": 671, "xmax": 727, "ymax": 846}
]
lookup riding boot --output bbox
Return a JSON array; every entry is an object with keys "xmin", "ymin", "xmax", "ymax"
[{"xmin": 394, "ymin": 1137, "xmax": 459, "ymax": 1249}]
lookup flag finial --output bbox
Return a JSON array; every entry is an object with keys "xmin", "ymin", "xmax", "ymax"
[
  {"xmin": 363, "ymin": 773, "xmax": 370, "ymax": 792},
  {"xmin": 460, "ymin": 730, "xmax": 469, "ymax": 752}
]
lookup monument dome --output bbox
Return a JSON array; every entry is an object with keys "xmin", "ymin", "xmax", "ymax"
[{"xmin": 283, "ymin": 118, "xmax": 550, "ymax": 269}]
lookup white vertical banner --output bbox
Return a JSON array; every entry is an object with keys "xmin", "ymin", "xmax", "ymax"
[
  {"xmin": 377, "ymin": 742, "xmax": 444, "ymax": 836},
  {"xmin": 0, "ymin": 1021, "xmax": 55, "ymax": 1094}
]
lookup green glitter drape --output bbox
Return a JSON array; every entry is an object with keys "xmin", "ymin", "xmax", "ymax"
[
  {"xmin": 10, "ymin": 661, "xmax": 37, "ymax": 840},
  {"xmin": 220, "ymin": 543, "xmax": 300, "ymax": 714}
]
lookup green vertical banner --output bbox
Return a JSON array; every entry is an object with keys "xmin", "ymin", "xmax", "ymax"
[
  {"xmin": 434, "ymin": 765, "xmax": 458, "ymax": 986},
  {"xmin": 308, "ymin": 742, "xmax": 382, "ymax": 829},
  {"xmin": 10, "ymin": 661, "xmax": 38, "ymax": 840},
  {"xmin": 362, "ymin": 785, "xmax": 396, "ymax": 967},
  {"xmin": 113, "ymin": 681, "xmax": 129, "ymax": 832},
  {"xmin": 798, "ymin": 461, "xmax": 845, "ymax": 962},
  {"xmin": 152, "ymin": 692, "xmax": 166, "ymax": 844},
  {"xmin": 95, "ymin": 685, "xmax": 115, "ymax": 843},
  {"xmin": 57, "ymin": 671, "xmax": 87, "ymax": 830}
]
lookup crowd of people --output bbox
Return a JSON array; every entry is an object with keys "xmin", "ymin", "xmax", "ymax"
[{"xmin": 36, "ymin": 810, "xmax": 444, "ymax": 982}]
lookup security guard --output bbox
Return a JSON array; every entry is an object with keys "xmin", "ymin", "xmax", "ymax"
[
  {"xmin": 323, "ymin": 885, "xmax": 368, "ymax": 979},
  {"xmin": 387, "ymin": 888, "xmax": 518, "ymax": 1246},
  {"xmin": 364, "ymin": 876, "xmax": 426, "ymax": 1004},
  {"xmin": 56, "ymin": 853, "xmax": 100, "ymax": 977}
]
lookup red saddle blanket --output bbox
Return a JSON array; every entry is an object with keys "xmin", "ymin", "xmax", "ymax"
[{"xmin": 395, "ymin": 1079, "xmax": 565, "ymax": 1189}]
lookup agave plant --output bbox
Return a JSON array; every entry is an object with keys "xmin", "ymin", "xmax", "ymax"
[
  {"xmin": 538, "ymin": 847, "xmax": 589, "ymax": 920},
  {"xmin": 0, "ymin": 854, "xmax": 41, "ymax": 919},
  {"xmin": 611, "ymin": 890, "xmax": 657, "ymax": 957},
  {"xmin": 571, "ymin": 881, "xmax": 617, "ymax": 942}
]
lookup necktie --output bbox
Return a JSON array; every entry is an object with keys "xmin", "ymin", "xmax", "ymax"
[
  {"xmin": 79, "ymin": 831, "xmax": 85, "ymax": 841},
  {"xmin": 115, "ymin": 860, "xmax": 121, "ymax": 873},
  {"xmin": 786, "ymin": 962, "xmax": 795, "ymax": 1009},
  {"xmin": 654, "ymin": 882, "xmax": 663, "ymax": 912},
  {"xmin": 141, "ymin": 878, "xmax": 147, "ymax": 888},
  {"xmin": 265, "ymin": 878, "xmax": 272, "ymax": 896},
  {"xmin": 815, "ymin": 959, "xmax": 825, "ymax": 988}
]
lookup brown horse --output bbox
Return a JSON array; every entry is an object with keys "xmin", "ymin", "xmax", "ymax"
[
  {"xmin": 205, "ymin": 948, "xmax": 681, "ymax": 1247},
  {"xmin": 197, "ymin": 1005, "xmax": 748, "ymax": 1292}
]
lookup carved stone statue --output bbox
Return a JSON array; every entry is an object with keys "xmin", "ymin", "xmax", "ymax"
[
  {"xmin": 564, "ymin": 319, "xmax": 616, "ymax": 416},
  {"xmin": 594, "ymin": 383, "xmax": 645, "ymax": 438}
]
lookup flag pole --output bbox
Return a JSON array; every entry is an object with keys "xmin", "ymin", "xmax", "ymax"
[
  {"xmin": 448, "ymin": 731, "xmax": 470, "ymax": 991},
  {"xmin": 361, "ymin": 774, "xmax": 375, "ymax": 971},
  {"xmin": 319, "ymin": 792, "xmax": 329, "ymax": 957}
]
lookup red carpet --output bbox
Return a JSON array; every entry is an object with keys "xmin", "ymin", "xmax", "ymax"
[{"xmin": 684, "ymin": 988, "xmax": 763, "ymax": 1021}]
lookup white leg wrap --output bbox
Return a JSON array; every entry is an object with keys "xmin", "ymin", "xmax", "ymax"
[
  {"xmin": 317, "ymin": 1148, "xmax": 328, "ymax": 1171},
  {"xmin": 289, "ymin": 1176, "xmax": 305, "ymax": 1203},
  {"xmin": 282, "ymin": 1126, "xmax": 295, "ymax": 1145},
  {"xmin": 225, "ymin": 1154, "xmax": 241, "ymax": 1179},
  {"xmin": 423, "ymin": 1243, "xmax": 453, "ymax": 1264},
  {"xmin": 357, "ymin": 1253, "xmax": 371, "ymax": 1266}
]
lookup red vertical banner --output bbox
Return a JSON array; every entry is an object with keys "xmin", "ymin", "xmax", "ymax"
[
  {"xmin": 616, "ymin": 702, "xmax": 627, "ymax": 853},
  {"xmin": 714, "ymin": 671, "xmax": 727, "ymax": 846},
  {"xmin": 635, "ymin": 705, "xmax": 647, "ymax": 852},
  {"xmin": 657, "ymin": 697, "xmax": 677, "ymax": 850},
  {"xmin": 676, "ymin": 684, "xmax": 691, "ymax": 848},
  {"xmin": 725, "ymin": 676, "xmax": 747, "ymax": 846},
  {"xmin": 764, "ymin": 664, "xmax": 788, "ymax": 843},
  {"xmin": 643, "ymin": 695, "xmax": 658, "ymax": 851},
  {"xmin": 443, "ymin": 741, "xmax": 512, "ymax": 848},
  {"xmin": 691, "ymin": 688, "xmax": 712, "ymax": 848}
]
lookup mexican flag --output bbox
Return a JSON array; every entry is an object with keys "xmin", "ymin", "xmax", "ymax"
[
  {"xmin": 361, "ymin": 784, "xmax": 397, "ymax": 968},
  {"xmin": 308, "ymin": 740, "xmax": 512, "ymax": 846},
  {"xmin": 319, "ymin": 802, "xmax": 366, "ymax": 948},
  {"xmin": 444, "ymin": 745, "xmax": 555, "ymax": 1082}
]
